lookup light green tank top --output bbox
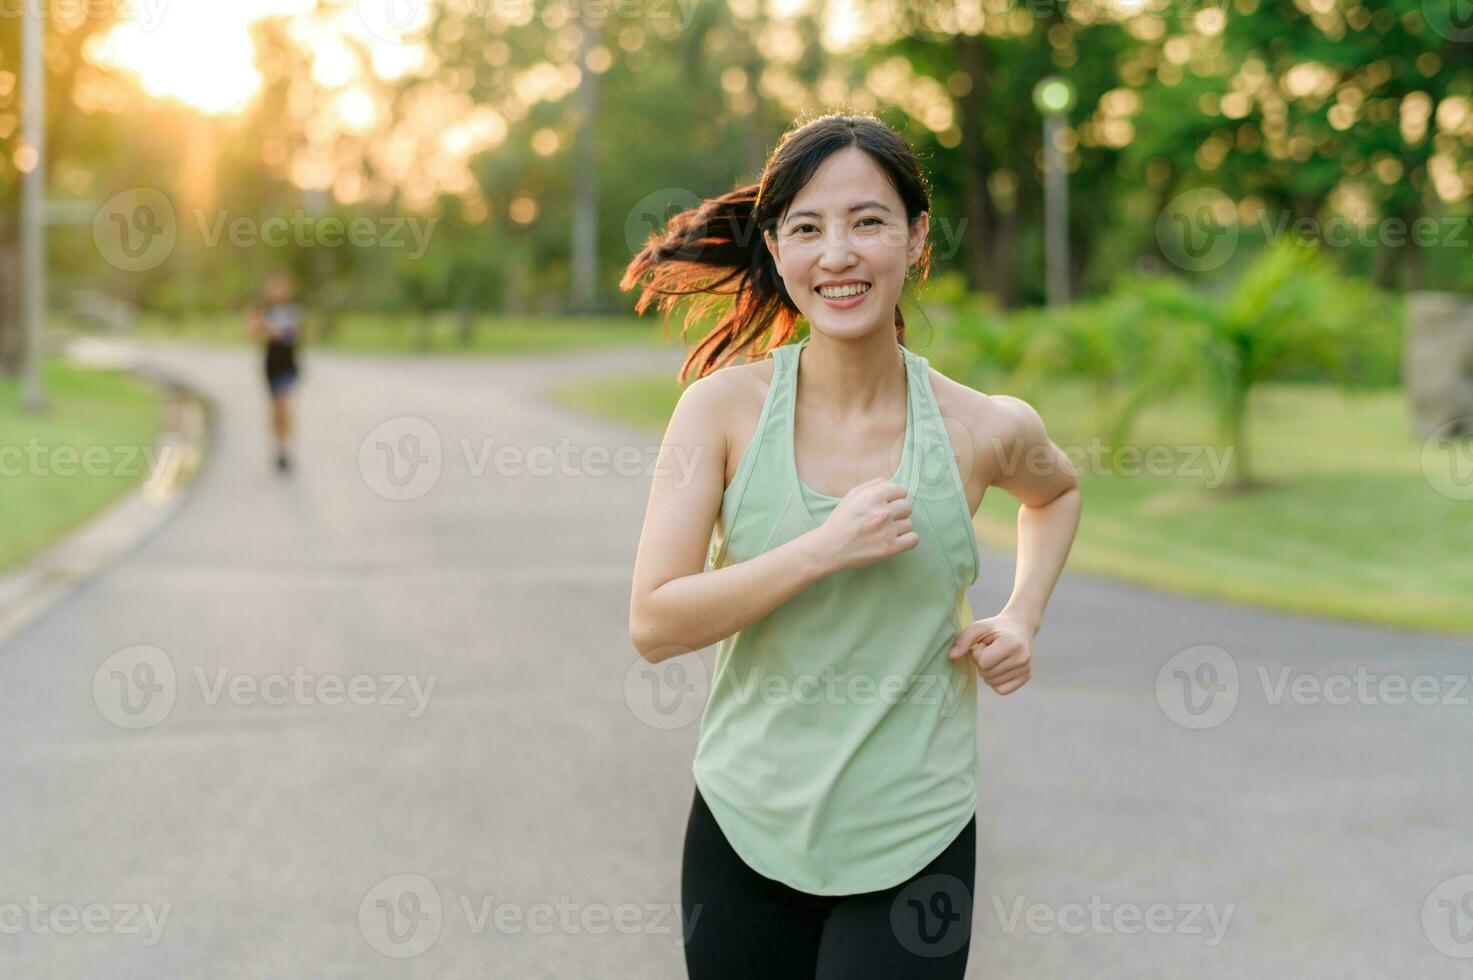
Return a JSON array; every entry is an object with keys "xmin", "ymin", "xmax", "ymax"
[{"xmin": 693, "ymin": 332, "xmax": 981, "ymax": 895}]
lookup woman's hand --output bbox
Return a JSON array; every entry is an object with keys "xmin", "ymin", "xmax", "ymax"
[
  {"xmin": 811, "ymin": 478, "xmax": 918, "ymax": 575},
  {"xmin": 947, "ymin": 613, "xmax": 1035, "ymax": 695}
]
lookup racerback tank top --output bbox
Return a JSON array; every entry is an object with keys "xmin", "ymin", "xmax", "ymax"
[{"xmin": 692, "ymin": 332, "xmax": 981, "ymax": 895}]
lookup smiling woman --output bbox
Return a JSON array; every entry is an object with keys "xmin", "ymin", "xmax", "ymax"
[{"xmin": 621, "ymin": 111, "xmax": 1081, "ymax": 980}]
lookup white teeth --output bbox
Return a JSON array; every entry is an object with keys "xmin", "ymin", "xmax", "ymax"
[{"xmin": 818, "ymin": 283, "xmax": 870, "ymax": 299}]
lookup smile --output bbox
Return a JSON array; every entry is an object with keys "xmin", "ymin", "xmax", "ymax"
[{"xmin": 816, "ymin": 282, "xmax": 871, "ymax": 299}]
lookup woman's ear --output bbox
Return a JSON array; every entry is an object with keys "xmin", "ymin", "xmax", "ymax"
[{"xmin": 908, "ymin": 211, "xmax": 930, "ymax": 268}]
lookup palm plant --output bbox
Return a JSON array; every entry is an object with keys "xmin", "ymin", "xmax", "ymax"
[{"xmin": 1136, "ymin": 239, "xmax": 1393, "ymax": 489}]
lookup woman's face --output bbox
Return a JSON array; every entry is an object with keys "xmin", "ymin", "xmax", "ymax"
[{"xmin": 764, "ymin": 145, "xmax": 927, "ymax": 343}]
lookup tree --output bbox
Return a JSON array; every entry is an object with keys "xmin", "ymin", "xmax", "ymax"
[{"xmin": 0, "ymin": 5, "xmax": 121, "ymax": 372}]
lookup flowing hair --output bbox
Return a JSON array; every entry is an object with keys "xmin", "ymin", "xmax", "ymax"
[{"xmin": 619, "ymin": 111, "xmax": 934, "ymax": 384}]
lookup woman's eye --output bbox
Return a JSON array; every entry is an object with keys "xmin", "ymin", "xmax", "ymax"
[{"xmin": 788, "ymin": 217, "xmax": 881, "ymax": 236}]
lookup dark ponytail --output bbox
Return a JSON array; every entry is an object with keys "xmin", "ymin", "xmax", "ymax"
[
  {"xmin": 618, "ymin": 183, "xmax": 797, "ymax": 385},
  {"xmin": 620, "ymin": 112, "xmax": 930, "ymax": 385}
]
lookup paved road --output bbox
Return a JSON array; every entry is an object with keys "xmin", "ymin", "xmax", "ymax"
[{"xmin": 2, "ymin": 341, "xmax": 1471, "ymax": 979}]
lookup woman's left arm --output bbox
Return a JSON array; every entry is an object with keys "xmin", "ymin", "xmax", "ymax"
[
  {"xmin": 948, "ymin": 395, "xmax": 1081, "ymax": 695},
  {"xmin": 245, "ymin": 304, "xmax": 265, "ymax": 341}
]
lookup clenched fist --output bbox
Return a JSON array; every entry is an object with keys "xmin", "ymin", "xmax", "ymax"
[
  {"xmin": 812, "ymin": 477, "xmax": 918, "ymax": 574},
  {"xmin": 947, "ymin": 613, "xmax": 1034, "ymax": 695}
]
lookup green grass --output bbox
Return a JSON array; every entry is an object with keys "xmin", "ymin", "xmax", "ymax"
[
  {"xmin": 99, "ymin": 312, "xmax": 667, "ymax": 355},
  {"xmin": 557, "ymin": 371, "xmax": 686, "ymax": 433},
  {"xmin": 553, "ymin": 364, "xmax": 1473, "ymax": 636},
  {"xmin": 0, "ymin": 358, "xmax": 163, "ymax": 575}
]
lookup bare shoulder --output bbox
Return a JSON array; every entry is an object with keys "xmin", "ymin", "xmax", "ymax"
[
  {"xmin": 931, "ymin": 363, "xmax": 1054, "ymax": 426},
  {"xmin": 926, "ymin": 366, "xmax": 984, "ymax": 419},
  {"xmin": 925, "ymin": 366, "xmax": 1062, "ymax": 495},
  {"xmin": 924, "ymin": 366, "xmax": 1030, "ymax": 444},
  {"xmin": 930, "ymin": 366, "xmax": 1079, "ymax": 507},
  {"xmin": 678, "ymin": 357, "xmax": 772, "ymax": 424},
  {"xmin": 672, "ymin": 356, "xmax": 776, "ymax": 484},
  {"xmin": 707, "ymin": 355, "xmax": 775, "ymax": 399}
]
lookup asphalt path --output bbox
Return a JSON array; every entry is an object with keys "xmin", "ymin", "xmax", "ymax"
[{"xmin": 1, "ymin": 340, "xmax": 1470, "ymax": 978}]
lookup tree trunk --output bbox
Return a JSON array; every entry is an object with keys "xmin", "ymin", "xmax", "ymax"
[
  {"xmin": 1222, "ymin": 376, "xmax": 1252, "ymax": 490},
  {"xmin": 458, "ymin": 303, "xmax": 475, "ymax": 347},
  {"xmin": 742, "ymin": 49, "xmax": 767, "ymax": 179},
  {"xmin": 570, "ymin": 17, "xmax": 602, "ymax": 313},
  {"xmin": 993, "ymin": 204, "xmax": 1020, "ymax": 309},
  {"xmin": 0, "ymin": 238, "xmax": 18, "ymax": 376},
  {"xmin": 1401, "ymin": 205, "xmax": 1425, "ymax": 291},
  {"xmin": 1372, "ymin": 239, "xmax": 1399, "ymax": 290},
  {"xmin": 954, "ymin": 33, "xmax": 993, "ymax": 297},
  {"xmin": 1069, "ymin": 219, "xmax": 1093, "ymax": 299},
  {"xmin": 505, "ymin": 247, "xmax": 530, "ymax": 316}
]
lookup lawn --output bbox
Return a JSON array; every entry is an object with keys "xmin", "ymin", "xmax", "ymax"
[
  {"xmin": 0, "ymin": 358, "xmax": 163, "ymax": 575},
  {"xmin": 103, "ymin": 312, "xmax": 666, "ymax": 355},
  {"xmin": 553, "ymin": 353, "xmax": 1472, "ymax": 636}
]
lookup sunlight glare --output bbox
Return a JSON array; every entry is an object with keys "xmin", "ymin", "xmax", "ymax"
[{"xmin": 90, "ymin": 0, "xmax": 315, "ymax": 114}]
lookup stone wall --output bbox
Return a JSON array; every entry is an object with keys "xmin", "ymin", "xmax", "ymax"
[{"xmin": 1405, "ymin": 291, "xmax": 1473, "ymax": 439}]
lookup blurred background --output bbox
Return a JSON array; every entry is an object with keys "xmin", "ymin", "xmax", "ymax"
[
  {"xmin": 4, "ymin": 0, "xmax": 1472, "ymax": 627},
  {"xmin": 1, "ymin": 0, "xmax": 1472, "ymax": 977}
]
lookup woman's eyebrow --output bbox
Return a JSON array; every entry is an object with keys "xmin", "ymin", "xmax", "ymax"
[{"xmin": 785, "ymin": 200, "xmax": 894, "ymax": 222}]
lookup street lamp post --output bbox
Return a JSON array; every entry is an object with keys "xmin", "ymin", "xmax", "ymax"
[
  {"xmin": 1032, "ymin": 75, "xmax": 1075, "ymax": 308},
  {"xmin": 20, "ymin": 0, "xmax": 47, "ymax": 411}
]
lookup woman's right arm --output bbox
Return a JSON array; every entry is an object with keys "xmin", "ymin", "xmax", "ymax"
[{"xmin": 628, "ymin": 372, "xmax": 917, "ymax": 664}]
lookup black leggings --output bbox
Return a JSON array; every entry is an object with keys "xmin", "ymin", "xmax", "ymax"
[{"xmin": 680, "ymin": 786, "xmax": 975, "ymax": 979}]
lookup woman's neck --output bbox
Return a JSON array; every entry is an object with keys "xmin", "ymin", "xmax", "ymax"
[{"xmin": 796, "ymin": 329, "xmax": 906, "ymax": 419}]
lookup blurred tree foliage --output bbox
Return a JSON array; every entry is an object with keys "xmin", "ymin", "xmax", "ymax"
[{"xmin": 0, "ymin": 0, "xmax": 1468, "ymax": 375}]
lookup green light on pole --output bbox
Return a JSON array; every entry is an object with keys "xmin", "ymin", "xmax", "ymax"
[
  {"xmin": 1032, "ymin": 75, "xmax": 1075, "ymax": 307},
  {"xmin": 1032, "ymin": 76, "xmax": 1075, "ymax": 115}
]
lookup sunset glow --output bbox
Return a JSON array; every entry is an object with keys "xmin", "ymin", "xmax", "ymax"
[
  {"xmin": 89, "ymin": 0, "xmax": 313, "ymax": 114},
  {"xmin": 84, "ymin": 0, "xmax": 427, "ymax": 116}
]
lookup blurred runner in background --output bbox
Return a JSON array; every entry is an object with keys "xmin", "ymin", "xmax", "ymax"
[{"xmin": 246, "ymin": 271, "xmax": 306, "ymax": 473}]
